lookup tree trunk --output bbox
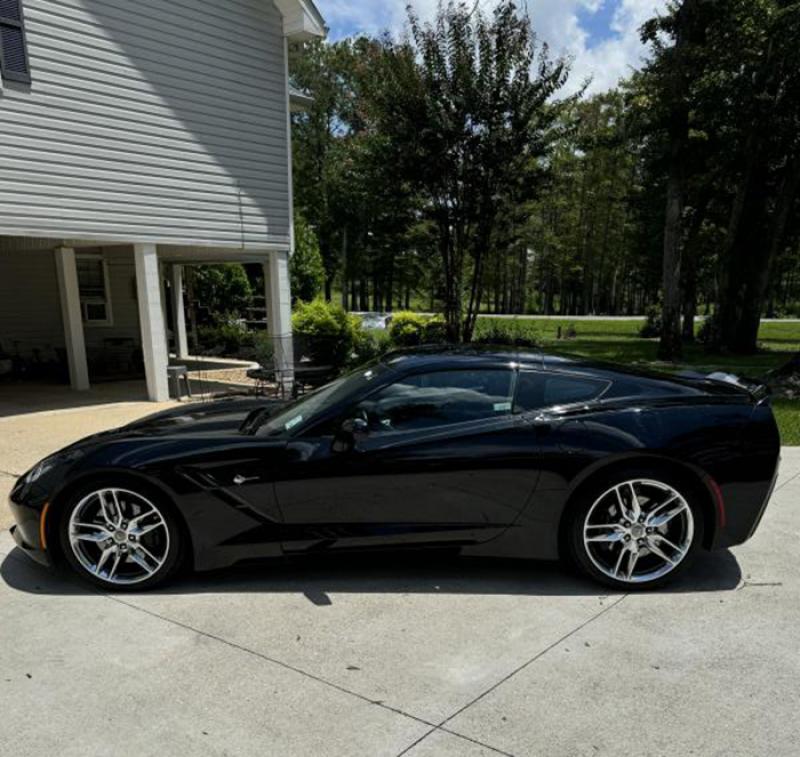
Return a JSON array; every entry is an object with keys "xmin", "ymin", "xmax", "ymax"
[
  {"xmin": 660, "ymin": 169, "xmax": 685, "ymax": 360},
  {"xmin": 340, "ymin": 227, "xmax": 349, "ymax": 310},
  {"xmin": 713, "ymin": 39, "xmax": 797, "ymax": 353},
  {"xmin": 681, "ymin": 196, "xmax": 708, "ymax": 342},
  {"xmin": 658, "ymin": 0, "xmax": 706, "ymax": 361}
]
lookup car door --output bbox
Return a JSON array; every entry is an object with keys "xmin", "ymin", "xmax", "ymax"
[{"xmin": 273, "ymin": 367, "xmax": 542, "ymax": 553}]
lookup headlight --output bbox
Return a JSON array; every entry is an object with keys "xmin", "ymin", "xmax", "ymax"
[
  {"xmin": 25, "ymin": 458, "xmax": 57, "ymax": 483},
  {"xmin": 24, "ymin": 449, "xmax": 85, "ymax": 484}
]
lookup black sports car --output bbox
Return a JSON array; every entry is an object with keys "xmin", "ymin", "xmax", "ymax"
[{"xmin": 9, "ymin": 348, "xmax": 780, "ymax": 591}]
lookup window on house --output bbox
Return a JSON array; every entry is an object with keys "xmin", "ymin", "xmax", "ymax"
[
  {"xmin": 77, "ymin": 256, "xmax": 112, "ymax": 325},
  {"xmin": 0, "ymin": 0, "xmax": 31, "ymax": 84}
]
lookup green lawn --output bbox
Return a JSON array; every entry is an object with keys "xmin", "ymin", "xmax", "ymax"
[{"xmin": 475, "ymin": 315, "xmax": 800, "ymax": 445}]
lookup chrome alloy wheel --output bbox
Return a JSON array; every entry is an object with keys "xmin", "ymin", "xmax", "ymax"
[
  {"xmin": 68, "ymin": 488, "xmax": 170, "ymax": 586},
  {"xmin": 582, "ymin": 479, "xmax": 694, "ymax": 584}
]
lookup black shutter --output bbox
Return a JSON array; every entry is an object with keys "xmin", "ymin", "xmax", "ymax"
[{"xmin": 0, "ymin": 0, "xmax": 30, "ymax": 84}]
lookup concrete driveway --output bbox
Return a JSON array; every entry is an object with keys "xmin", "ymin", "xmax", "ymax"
[{"xmin": 1, "ymin": 403, "xmax": 798, "ymax": 756}]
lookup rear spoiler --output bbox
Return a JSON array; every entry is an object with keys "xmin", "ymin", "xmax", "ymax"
[
  {"xmin": 705, "ymin": 372, "xmax": 771, "ymax": 403},
  {"xmin": 676, "ymin": 370, "xmax": 770, "ymax": 403}
]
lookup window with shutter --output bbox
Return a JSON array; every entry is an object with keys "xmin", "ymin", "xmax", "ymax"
[{"xmin": 0, "ymin": 0, "xmax": 30, "ymax": 84}]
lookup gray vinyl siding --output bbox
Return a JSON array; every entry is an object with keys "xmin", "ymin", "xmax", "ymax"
[{"xmin": 0, "ymin": 0, "xmax": 291, "ymax": 250}]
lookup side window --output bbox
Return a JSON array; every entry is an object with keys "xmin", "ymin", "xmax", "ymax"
[
  {"xmin": 514, "ymin": 371, "xmax": 608, "ymax": 413},
  {"xmin": 0, "ymin": 0, "xmax": 31, "ymax": 84},
  {"xmin": 357, "ymin": 369, "xmax": 514, "ymax": 433}
]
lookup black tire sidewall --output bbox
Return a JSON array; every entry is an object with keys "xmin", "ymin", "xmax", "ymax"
[
  {"xmin": 58, "ymin": 479, "xmax": 183, "ymax": 591},
  {"xmin": 568, "ymin": 468, "xmax": 705, "ymax": 591}
]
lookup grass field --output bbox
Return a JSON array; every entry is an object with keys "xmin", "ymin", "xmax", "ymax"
[{"xmin": 475, "ymin": 316, "xmax": 800, "ymax": 445}]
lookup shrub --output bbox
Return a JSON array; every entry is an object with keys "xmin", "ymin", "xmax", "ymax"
[
  {"xmin": 472, "ymin": 318, "xmax": 540, "ymax": 347},
  {"xmin": 639, "ymin": 306, "xmax": 662, "ymax": 338},
  {"xmin": 386, "ymin": 312, "xmax": 448, "ymax": 347},
  {"xmin": 388, "ymin": 311, "xmax": 429, "ymax": 346},
  {"xmin": 422, "ymin": 317, "xmax": 448, "ymax": 344},
  {"xmin": 292, "ymin": 299, "xmax": 359, "ymax": 368},
  {"xmin": 352, "ymin": 327, "xmax": 392, "ymax": 365},
  {"xmin": 291, "ymin": 214, "xmax": 325, "ymax": 303},
  {"xmin": 197, "ymin": 316, "xmax": 254, "ymax": 356},
  {"xmin": 253, "ymin": 330, "xmax": 275, "ymax": 368}
]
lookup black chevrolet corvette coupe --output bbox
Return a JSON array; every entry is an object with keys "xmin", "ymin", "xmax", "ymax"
[{"xmin": 9, "ymin": 348, "xmax": 780, "ymax": 591}]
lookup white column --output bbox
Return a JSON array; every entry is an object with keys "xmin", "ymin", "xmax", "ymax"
[
  {"xmin": 171, "ymin": 264, "xmax": 189, "ymax": 359},
  {"xmin": 264, "ymin": 251, "xmax": 294, "ymax": 390},
  {"xmin": 54, "ymin": 246, "xmax": 90, "ymax": 391},
  {"xmin": 134, "ymin": 244, "xmax": 169, "ymax": 402}
]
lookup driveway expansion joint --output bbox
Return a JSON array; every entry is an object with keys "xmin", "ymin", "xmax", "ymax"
[
  {"xmin": 105, "ymin": 594, "xmax": 521, "ymax": 756},
  {"xmin": 394, "ymin": 594, "xmax": 628, "ymax": 757}
]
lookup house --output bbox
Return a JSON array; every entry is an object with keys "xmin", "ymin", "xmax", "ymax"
[{"xmin": 0, "ymin": 0, "xmax": 326, "ymax": 401}]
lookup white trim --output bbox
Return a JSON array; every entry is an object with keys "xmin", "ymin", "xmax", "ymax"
[
  {"xmin": 284, "ymin": 36, "xmax": 295, "ymax": 257},
  {"xmin": 273, "ymin": 0, "xmax": 327, "ymax": 40},
  {"xmin": 0, "ymin": 226, "xmax": 292, "ymax": 252}
]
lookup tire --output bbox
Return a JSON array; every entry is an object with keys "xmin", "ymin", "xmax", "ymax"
[
  {"xmin": 567, "ymin": 468, "xmax": 704, "ymax": 591},
  {"xmin": 59, "ymin": 481, "xmax": 184, "ymax": 591}
]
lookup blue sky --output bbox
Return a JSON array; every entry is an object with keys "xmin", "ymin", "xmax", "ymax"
[{"xmin": 316, "ymin": 0, "xmax": 668, "ymax": 94}]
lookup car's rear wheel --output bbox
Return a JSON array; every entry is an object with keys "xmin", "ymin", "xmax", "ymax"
[
  {"xmin": 59, "ymin": 484, "xmax": 182, "ymax": 591},
  {"xmin": 569, "ymin": 472, "xmax": 703, "ymax": 590}
]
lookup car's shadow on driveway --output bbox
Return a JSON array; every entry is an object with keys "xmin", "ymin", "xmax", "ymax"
[{"xmin": 2, "ymin": 547, "xmax": 742, "ymax": 604}]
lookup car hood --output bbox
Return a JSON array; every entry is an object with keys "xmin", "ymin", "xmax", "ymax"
[
  {"xmin": 122, "ymin": 397, "xmax": 286, "ymax": 437},
  {"xmin": 53, "ymin": 398, "xmax": 285, "ymax": 455}
]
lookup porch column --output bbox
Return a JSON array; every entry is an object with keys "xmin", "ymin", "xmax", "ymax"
[
  {"xmin": 171, "ymin": 264, "xmax": 189, "ymax": 359},
  {"xmin": 264, "ymin": 250, "xmax": 294, "ymax": 390},
  {"xmin": 134, "ymin": 243, "xmax": 169, "ymax": 402},
  {"xmin": 54, "ymin": 246, "xmax": 90, "ymax": 391}
]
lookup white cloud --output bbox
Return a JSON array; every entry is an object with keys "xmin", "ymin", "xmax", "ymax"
[{"xmin": 319, "ymin": 0, "xmax": 669, "ymax": 95}]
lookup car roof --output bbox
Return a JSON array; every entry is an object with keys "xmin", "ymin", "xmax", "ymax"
[
  {"xmin": 378, "ymin": 346, "xmax": 751, "ymax": 400},
  {"xmin": 381, "ymin": 345, "xmax": 544, "ymax": 371}
]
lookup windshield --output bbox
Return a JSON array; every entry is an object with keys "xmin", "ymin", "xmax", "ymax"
[{"xmin": 255, "ymin": 362, "xmax": 391, "ymax": 436}]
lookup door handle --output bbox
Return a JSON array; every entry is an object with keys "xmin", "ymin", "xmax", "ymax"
[{"xmin": 233, "ymin": 474, "xmax": 259, "ymax": 486}]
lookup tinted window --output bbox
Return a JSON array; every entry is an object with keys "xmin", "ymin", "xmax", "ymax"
[
  {"xmin": 357, "ymin": 369, "xmax": 513, "ymax": 432},
  {"xmin": 514, "ymin": 371, "xmax": 607, "ymax": 412},
  {"xmin": 256, "ymin": 363, "xmax": 390, "ymax": 436}
]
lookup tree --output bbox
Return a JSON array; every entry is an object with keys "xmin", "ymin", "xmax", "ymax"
[
  {"xmin": 711, "ymin": 1, "xmax": 800, "ymax": 352},
  {"xmin": 291, "ymin": 213, "xmax": 325, "ymax": 302},
  {"xmin": 290, "ymin": 40, "xmax": 354, "ymax": 300},
  {"xmin": 640, "ymin": 0, "xmax": 800, "ymax": 354},
  {"xmin": 365, "ymin": 1, "xmax": 571, "ymax": 341},
  {"xmin": 639, "ymin": 0, "xmax": 713, "ymax": 360},
  {"xmin": 193, "ymin": 264, "xmax": 253, "ymax": 320}
]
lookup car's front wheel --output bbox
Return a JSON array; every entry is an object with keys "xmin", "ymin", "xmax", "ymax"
[
  {"xmin": 569, "ymin": 472, "xmax": 703, "ymax": 590},
  {"xmin": 59, "ymin": 483, "xmax": 183, "ymax": 590}
]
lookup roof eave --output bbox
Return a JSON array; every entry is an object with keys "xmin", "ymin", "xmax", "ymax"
[{"xmin": 274, "ymin": 0, "xmax": 327, "ymax": 41}]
